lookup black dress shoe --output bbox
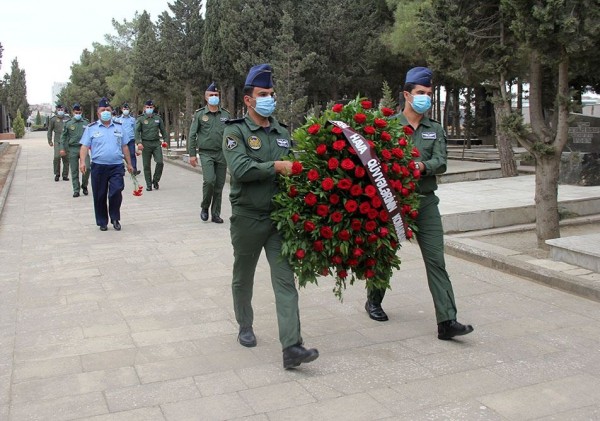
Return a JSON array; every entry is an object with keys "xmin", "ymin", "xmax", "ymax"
[
  {"xmin": 437, "ymin": 320, "xmax": 474, "ymax": 340},
  {"xmin": 146, "ymin": 186, "xmax": 152, "ymax": 191},
  {"xmin": 238, "ymin": 327, "xmax": 256, "ymax": 347},
  {"xmin": 112, "ymin": 221, "xmax": 121, "ymax": 231},
  {"xmin": 200, "ymin": 208, "xmax": 209, "ymax": 221},
  {"xmin": 99, "ymin": 225, "xmax": 108, "ymax": 231},
  {"xmin": 135, "ymin": 170, "xmax": 141, "ymax": 175},
  {"xmin": 54, "ymin": 175, "xmax": 60, "ymax": 182},
  {"xmin": 153, "ymin": 181, "xmax": 159, "ymax": 190},
  {"xmin": 283, "ymin": 344, "xmax": 319, "ymax": 369},
  {"xmin": 365, "ymin": 301, "xmax": 389, "ymax": 321},
  {"xmin": 63, "ymin": 177, "xmax": 69, "ymax": 181},
  {"xmin": 73, "ymin": 192, "xmax": 80, "ymax": 198},
  {"xmin": 82, "ymin": 187, "xmax": 88, "ymax": 195},
  {"xmin": 212, "ymin": 215, "xmax": 224, "ymax": 224}
]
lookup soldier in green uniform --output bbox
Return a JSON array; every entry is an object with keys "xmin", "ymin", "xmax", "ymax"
[
  {"xmin": 365, "ymin": 67, "xmax": 474, "ymax": 340},
  {"xmin": 59, "ymin": 103, "xmax": 90, "ymax": 197},
  {"xmin": 223, "ymin": 64, "xmax": 318, "ymax": 369},
  {"xmin": 188, "ymin": 82, "xmax": 231, "ymax": 223},
  {"xmin": 135, "ymin": 100, "xmax": 168, "ymax": 191},
  {"xmin": 47, "ymin": 103, "xmax": 70, "ymax": 182}
]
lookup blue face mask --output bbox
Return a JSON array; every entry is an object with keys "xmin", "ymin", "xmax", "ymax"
[
  {"xmin": 253, "ymin": 96, "xmax": 276, "ymax": 117},
  {"xmin": 145, "ymin": 108, "xmax": 154, "ymax": 116},
  {"xmin": 57, "ymin": 110, "xmax": 65, "ymax": 117},
  {"xmin": 74, "ymin": 114, "xmax": 82, "ymax": 121},
  {"xmin": 100, "ymin": 111, "xmax": 112, "ymax": 122},
  {"xmin": 207, "ymin": 96, "xmax": 220, "ymax": 106},
  {"xmin": 409, "ymin": 94, "xmax": 432, "ymax": 114}
]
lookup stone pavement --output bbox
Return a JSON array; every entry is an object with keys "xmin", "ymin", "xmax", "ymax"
[{"xmin": 1, "ymin": 132, "xmax": 600, "ymax": 420}]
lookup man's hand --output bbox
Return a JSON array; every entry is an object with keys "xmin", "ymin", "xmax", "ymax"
[
  {"xmin": 126, "ymin": 164, "xmax": 133, "ymax": 174},
  {"xmin": 49, "ymin": 142, "xmax": 53, "ymax": 147},
  {"xmin": 189, "ymin": 156, "xmax": 198, "ymax": 167},
  {"xmin": 80, "ymin": 163, "xmax": 86, "ymax": 174},
  {"xmin": 60, "ymin": 150, "xmax": 66, "ymax": 157},
  {"xmin": 137, "ymin": 143, "xmax": 144, "ymax": 151},
  {"xmin": 274, "ymin": 160, "xmax": 293, "ymax": 175}
]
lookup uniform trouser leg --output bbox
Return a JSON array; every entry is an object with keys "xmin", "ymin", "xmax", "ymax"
[
  {"xmin": 53, "ymin": 143, "xmax": 61, "ymax": 176},
  {"xmin": 230, "ymin": 215, "xmax": 302, "ymax": 349},
  {"xmin": 141, "ymin": 143, "xmax": 154, "ymax": 186},
  {"xmin": 199, "ymin": 152, "xmax": 226, "ymax": 217},
  {"xmin": 107, "ymin": 165, "xmax": 125, "ymax": 223},
  {"xmin": 152, "ymin": 145, "xmax": 164, "ymax": 183},
  {"xmin": 416, "ymin": 193, "xmax": 457, "ymax": 323},
  {"xmin": 90, "ymin": 164, "xmax": 124, "ymax": 226},
  {"xmin": 69, "ymin": 147, "xmax": 81, "ymax": 192},
  {"xmin": 127, "ymin": 140, "xmax": 137, "ymax": 171}
]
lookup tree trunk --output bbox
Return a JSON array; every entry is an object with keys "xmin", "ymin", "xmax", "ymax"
[
  {"xmin": 453, "ymin": 89, "xmax": 461, "ymax": 137},
  {"xmin": 493, "ymin": 75, "xmax": 518, "ymax": 177},
  {"xmin": 534, "ymin": 154, "xmax": 560, "ymax": 248},
  {"xmin": 184, "ymin": 82, "xmax": 193, "ymax": 146}
]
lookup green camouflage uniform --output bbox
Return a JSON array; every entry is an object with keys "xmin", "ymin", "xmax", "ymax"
[
  {"xmin": 135, "ymin": 113, "xmax": 168, "ymax": 187},
  {"xmin": 47, "ymin": 114, "xmax": 70, "ymax": 178},
  {"xmin": 60, "ymin": 117, "xmax": 90, "ymax": 193}
]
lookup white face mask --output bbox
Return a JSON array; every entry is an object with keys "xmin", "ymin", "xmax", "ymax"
[{"xmin": 122, "ymin": 109, "xmax": 130, "ymax": 116}]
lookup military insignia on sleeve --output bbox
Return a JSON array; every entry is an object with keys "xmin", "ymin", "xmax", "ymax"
[
  {"xmin": 422, "ymin": 132, "xmax": 437, "ymax": 140},
  {"xmin": 202, "ymin": 115, "xmax": 209, "ymax": 122},
  {"xmin": 247, "ymin": 136, "xmax": 261, "ymax": 150},
  {"xmin": 276, "ymin": 138, "xmax": 289, "ymax": 147},
  {"xmin": 144, "ymin": 120, "xmax": 149, "ymax": 125},
  {"xmin": 69, "ymin": 126, "xmax": 75, "ymax": 131},
  {"xmin": 226, "ymin": 136, "xmax": 238, "ymax": 150},
  {"xmin": 220, "ymin": 117, "xmax": 228, "ymax": 122}
]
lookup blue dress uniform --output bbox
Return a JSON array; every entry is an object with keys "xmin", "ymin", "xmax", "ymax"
[
  {"xmin": 114, "ymin": 103, "xmax": 137, "ymax": 173},
  {"xmin": 80, "ymin": 98, "xmax": 130, "ymax": 230}
]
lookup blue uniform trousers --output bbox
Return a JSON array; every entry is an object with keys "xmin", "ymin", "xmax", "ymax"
[
  {"xmin": 127, "ymin": 140, "xmax": 137, "ymax": 172},
  {"xmin": 90, "ymin": 163, "xmax": 125, "ymax": 227}
]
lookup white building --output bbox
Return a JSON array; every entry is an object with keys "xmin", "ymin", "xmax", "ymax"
[{"xmin": 51, "ymin": 82, "xmax": 67, "ymax": 108}]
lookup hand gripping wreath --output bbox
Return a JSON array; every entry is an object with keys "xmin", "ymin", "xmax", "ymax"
[{"xmin": 272, "ymin": 97, "xmax": 421, "ymax": 299}]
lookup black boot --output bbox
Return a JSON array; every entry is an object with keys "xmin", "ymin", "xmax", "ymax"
[
  {"xmin": 437, "ymin": 320, "xmax": 474, "ymax": 340},
  {"xmin": 365, "ymin": 301, "xmax": 388, "ymax": 321},
  {"xmin": 237, "ymin": 327, "xmax": 256, "ymax": 347},
  {"xmin": 283, "ymin": 344, "xmax": 319, "ymax": 369}
]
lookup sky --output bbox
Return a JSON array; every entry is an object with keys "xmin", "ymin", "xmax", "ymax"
[{"xmin": 0, "ymin": 1, "xmax": 175, "ymax": 105}]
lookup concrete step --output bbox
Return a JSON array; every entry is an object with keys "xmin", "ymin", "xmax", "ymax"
[{"xmin": 546, "ymin": 233, "xmax": 600, "ymax": 273}]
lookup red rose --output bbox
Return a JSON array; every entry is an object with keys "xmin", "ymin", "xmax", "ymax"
[
  {"xmin": 341, "ymin": 158, "xmax": 355, "ymax": 171},
  {"xmin": 353, "ymin": 113, "xmax": 367, "ymax": 124},
  {"xmin": 392, "ymin": 148, "xmax": 404, "ymax": 159},
  {"xmin": 328, "ymin": 158, "xmax": 339, "ymax": 170},
  {"xmin": 379, "ymin": 227, "xmax": 389, "ymax": 237},
  {"xmin": 337, "ymin": 178, "xmax": 352, "ymax": 190},
  {"xmin": 291, "ymin": 161, "xmax": 303, "ymax": 175},
  {"xmin": 332, "ymin": 103, "xmax": 344, "ymax": 113},
  {"xmin": 332, "ymin": 140, "xmax": 346, "ymax": 151},
  {"xmin": 401, "ymin": 188, "xmax": 410, "ymax": 197},
  {"xmin": 303, "ymin": 220, "xmax": 316, "ymax": 232},
  {"xmin": 337, "ymin": 229, "xmax": 351, "ymax": 241},
  {"xmin": 316, "ymin": 144, "xmax": 327, "ymax": 155},
  {"xmin": 391, "ymin": 240, "xmax": 398, "ymax": 248},
  {"xmin": 368, "ymin": 141, "xmax": 375, "ymax": 148},
  {"xmin": 307, "ymin": 168, "xmax": 319, "ymax": 181},
  {"xmin": 288, "ymin": 186, "xmax": 298, "ymax": 197},
  {"xmin": 411, "ymin": 147, "xmax": 420, "ymax": 157},
  {"xmin": 382, "ymin": 163, "xmax": 389, "ymax": 173},
  {"xmin": 347, "ymin": 258, "xmax": 359, "ymax": 267},
  {"xmin": 304, "ymin": 192, "xmax": 317, "ymax": 206},
  {"xmin": 403, "ymin": 125, "xmax": 414, "ymax": 135},
  {"xmin": 338, "ymin": 270, "xmax": 348, "ymax": 279},
  {"xmin": 410, "ymin": 210, "xmax": 419, "ymax": 219},
  {"xmin": 344, "ymin": 199, "xmax": 358, "ymax": 212},
  {"xmin": 364, "ymin": 185, "xmax": 376, "ymax": 198},
  {"xmin": 401, "ymin": 204, "xmax": 411, "ymax": 215},
  {"xmin": 367, "ymin": 209, "xmax": 379, "ymax": 220},
  {"xmin": 350, "ymin": 184, "xmax": 363, "ymax": 197},
  {"xmin": 331, "ymin": 254, "xmax": 343, "ymax": 265},
  {"xmin": 332, "ymin": 126, "xmax": 343, "ymax": 135},
  {"xmin": 307, "ymin": 124, "xmax": 321, "ymax": 135},
  {"xmin": 413, "ymin": 169, "xmax": 421, "ymax": 179},
  {"xmin": 401, "ymin": 166, "xmax": 410, "ymax": 177},
  {"xmin": 295, "ymin": 249, "xmax": 305, "ymax": 259},
  {"xmin": 408, "ymin": 161, "xmax": 416, "ymax": 170},
  {"xmin": 380, "ymin": 131, "xmax": 392, "ymax": 142},
  {"xmin": 313, "ymin": 240, "xmax": 324, "ymax": 252},
  {"xmin": 366, "ymin": 258, "xmax": 377, "ymax": 267},
  {"xmin": 365, "ymin": 269, "xmax": 376, "ymax": 279},
  {"xmin": 161, "ymin": 142, "xmax": 168, "ymax": 148},
  {"xmin": 398, "ymin": 137, "xmax": 408, "ymax": 147},
  {"xmin": 321, "ymin": 267, "xmax": 329, "ymax": 276},
  {"xmin": 329, "ymin": 193, "xmax": 340, "ymax": 204},
  {"xmin": 291, "ymin": 213, "xmax": 300, "ymax": 223},
  {"xmin": 354, "ymin": 166, "xmax": 365, "ymax": 178},
  {"xmin": 392, "ymin": 162, "xmax": 402, "ymax": 174},
  {"xmin": 316, "ymin": 204, "xmax": 329, "ymax": 217},
  {"xmin": 320, "ymin": 226, "xmax": 334, "ymax": 239},
  {"xmin": 352, "ymin": 248, "xmax": 364, "ymax": 257},
  {"xmin": 408, "ymin": 181, "xmax": 416, "ymax": 191},
  {"xmin": 330, "ymin": 211, "xmax": 343, "ymax": 223},
  {"xmin": 371, "ymin": 196, "xmax": 382, "ymax": 208},
  {"xmin": 347, "ymin": 147, "xmax": 357, "ymax": 155},
  {"xmin": 406, "ymin": 229, "xmax": 414, "ymax": 239},
  {"xmin": 363, "ymin": 126, "xmax": 376, "ymax": 135},
  {"xmin": 374, "ymin": 118, "xmax": 387, "ymax": 128},
  {"xmin": 355, "ymin": 236, "xmax": 365, "ymax": 245},
  {"xmin": 365, "ymin": 220, "xmax": 377, "ymax": 232},
  {"xmin": 381, "ymin": 149, "xmax": 392, "ymax": 160},
  {"xmin": 361, "ymin": 100, "xmax": 372, "ymax": 109},
  {"xmin": 367, "ymin": 234, "xmax": 379, "ymax": 243},
  {"xmin": 322, "ymin": 177, "xmax": 335, "ymax": 191},
  {"xmin": 381, "ymin": 107, "xmax": 394, "ymax": 117},
  {"xmin": 359, "ymin": 201, "xmax": 371, "ymax": 214},
  {"xmin": 351, "ymin": 219, "xmax": 362, "ymax": 231},
  {"xmin": 379, "ymin": 210, "xmax": 389, "ymax": 222}
]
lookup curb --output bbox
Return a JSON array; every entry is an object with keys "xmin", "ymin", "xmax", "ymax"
[{"xmin": 0, "ymin": 144, "xmax": 21, "ymax": 218}]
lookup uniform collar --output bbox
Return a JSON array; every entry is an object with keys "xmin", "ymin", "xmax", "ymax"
[
  {"xmin": 396, "ymin": 112, "xmax": 433, "ymax": 128},
  {"xmin": 96, "ymin": 120, "xmax": 116, "ymax": 128},
  {"xmin": 244, "ymin": 114, "xmax": 284, "ymax": 133}
]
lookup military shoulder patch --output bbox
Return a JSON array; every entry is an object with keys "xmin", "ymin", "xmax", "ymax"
[
  {"xmin": 422, "ymin": 132, "xmax": 437, "ymax": 140},
  {"xmin": 225, "ymin": 118, "xmax": 245, "ymax": 125},
  {"xmin": 113, "ymin": 121, "xmax": 122, "ymax": 125},
  {"xmin": 225, "ymin": 136, "xmax": 239, "ymax": 150}
]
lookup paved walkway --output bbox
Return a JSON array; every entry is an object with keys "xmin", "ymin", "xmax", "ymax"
[{"xmin": 1, "ymin": 132, "xmax": 600, "ymax": 420}]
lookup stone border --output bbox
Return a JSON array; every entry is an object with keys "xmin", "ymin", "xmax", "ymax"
[{"xmin": 0, "ymin": 144, "xmax": 21, "ymax": 217}]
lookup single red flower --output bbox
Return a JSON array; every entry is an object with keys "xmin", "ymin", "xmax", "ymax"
[
  {"xmin": 353, "ymin": 113, "xmax": 367, "ymax": 124},
  {"xmin": 367, "ymin": 234, "xmax": 379, "ymax": 243},
  {"xmin": 295, "ymin": 249, "xmax": 305, "ymax": 259},
  {"xmin": 337, "ymin": 178, "xmax": 352, "ymax": 190},
  {"xmin": 332, "ymin": 103, "xmax": 344, "ymax": 113},
  {"xmin": 381, "ymin": 149, "xmax": 392, "ymax": 161},
  {"xmin": 401, "ymin": 188, "xmax": 410, "ymax": 197},
  {"xmin": 410, "ymin": 210, "xmax": 419, "ymax": 219},
  {"xmin": 382, "ymin": 163, "xmax": 389, "ymax": 174},
  {"xmin": 368, "ymin": 140, "xmax": 375, "ymax": 149},
  {"xmin": 365, "ymin": 220, "xmax": 377, "ymax": 232},
  {"xmin": 313, "ymin": 240, "xmax": 324, "ymax": 252},
  {"xmin": 351, "ymin": 219, "xmax": 362, "ymax": 231},
  {"xmin": 322, "ymin": 177, "xmax": 335, "ymax": 191},
  {"xmin": 354, "ymin": 166, "xmax": 366, "ymax": 178},
  {"xmin": 316, "ymin": 144, "xmax": 327, "ymax": 155},
  {"xmin": 355, "ymin": 236, "xmax": 365, "ymax": 245},
  {"xmin": 328, "ymin": 158, "xmax": 339, "ymax": 170},
  {"xmin": 401, "ymin": 166, "xmax": 410, "ymax": 177},
  {"xmin": 406, "ymin": 229, "xmax": 414, "ymax": 239},
  {"xmin": 329, "ymin": 193, "xmax": 340, "ymax": 204},
  {"xmin": 320, "ymin": 267, "xmax": 329, "ymax": 276},
  {"xmin": 391, "ymin": 148, "xmax": 404, "ymax": 159},
  {"xmin": 374, "ymin": 118, "xmax": 387, "ymax": 128},
  {"xmin": 320, "ymin": 226, "xmax": 334, "ymax": 239},
  {"xmin": 408, "ymin": 161, "xmax": 416, "ymax": 170},
  {"xmin": 316, "ymin": 204, "xmax": 329, "ymax": 217},
  {"xmin": 359, "ymin": 201, "xmax": 371, "ymax": 214},
  {"xmin": 332, "ymin": 140, "xmax": 346, "ymax": 151},
  {"xmin": 350, "ymin": 184, "xmax": 363, "ymax": 197},
  {"xmin": 413, "ymin": 169, "xmax": 421, "ymax": 179},
  {"xmin": 331, "ymin": 255, "xmax": 343, "ymax": 265},
  {"xmin": 161, "ymin": 142, "xmax": 168, "ymax": 148},
  {"xmin": 288, "ymin": 186, "xmax": 298, "ymax": 197},
  {"xmin": 371, "ymin": 196, "xmax": 382, "ymax": 208},
  {"xmin": 363, "ymin": 126, "xmax": 376, "ymax": 135},
  {"xmin": 291, "ymin": 213, "xmax": 300, "ymax": 223},
  {"xmin": 365, "ymin": 258, "xmax": 377, "ymax": 267},
  {"xmin": 380, "ymin": 131, "xmax": 392, "ymax": 142},
  {"xmin": 411, "ymin": 147, "xmax": 420, "ymax": 157},
  {"xmin": 365, "ymin": 269, "xmax": 376, "ymax": 279},
  {"xmin": 291, "ymin": 161, "xmax": 303, "ymax": 175},
  {"xmin": 379, "ymin": 227, "xmax": 389, "ymax": 237},
  {"xmin": 379, "ymin": 210, "xmax": 389, "ymax": 222},
  {"xmin": 347, "ymin": 147, "xmax": 357, "ymax": 155},
  {"xmin": 307, "ymin": 168, "xmax": 319, "ymax": 181},
  {"xmin": 398, "ymin": 137, "xmax": 408, "ymax": 147},
  {"xmin": 367, "ymin": 209, "xmax": 379, "ymax": 220},
  {"xmin": 344, "ymin": 199, "xmax": 358, "ymax": 213},
  {"xmin": 403, "ymin": 125, "xmax": 414, "ymax": 135},
  {"xmin": 303, "ymin": 220, "xmax": 316, "ymax": 232},
  {"xmin": 361, "ymin": 100, "xmax": 372, "ymax": 109},
  {"xmin": 338, "ymin": 270, "xmax": 348, "ymax": 279},
  {"xmin": 341, "ymin": 158, "xmax": 355, "ymax": 171},
  {"xmin": 330, "ymin": 211, "xmax": 343, "ymax": 223},
  {"xmin": 381, "ymin": 107, "xmax": 394, "ymax": 117},
  {"xmin": 332, "ymin": 126, "xmax": 343, "ymax": 135},
  {"xmin": 364, "ymin": 185, "xmax": 376, "ymax": 198},
  {"xmin": 337, "ymin": 230, "xmax": 351, "ymax": 241},
  {"xmin": 347, "ymin": 258, "xmax": 359, "ymax": 267},
  {"xmin": 392, "ymin": 162, "xmax": 402, "ymax": 174},
  {"xmin": 304, "ymin": 192, "xmax": 317, "ymax": 206},
  {"xmin": 307, "ymin": 124, "xmax": 321, "ymax": 135},
  {"xmin": 352, "ymin": 248, "xmax": 364, "ymax": 257}
]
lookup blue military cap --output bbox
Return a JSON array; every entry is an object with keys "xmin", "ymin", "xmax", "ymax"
[
  {"xmin": 206, "ymin": 82, "xmax": 218, "ymax": 92},
  {"xmin": 72, "ymin": 103, "xmax": 81, "ymax": 111},
  {"xmin": 98, "ymin": 97, "xmax": 110, "ymax": 108},
  {"xmin": 145, "ymin": 100, "xmax": 154, "ymax": 106},
  {"xmin": 244, "ymin": 64, "xmax": 273, "ymax": 88},
  {"xmin": 405, "ymin": 66, "xmax": 433, "ymax": 87},
  {"xmin": 122, "ymin": 102, "xmax": 130, "ymax": 109},
  {"xmin": 55, "ymin": 103, "xmax": 64, "ymax": 109}
]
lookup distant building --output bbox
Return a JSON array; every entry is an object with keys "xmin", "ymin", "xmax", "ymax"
[{"xmin": 51, "ymin": 82, "xmax": 67, "ymax": 107}]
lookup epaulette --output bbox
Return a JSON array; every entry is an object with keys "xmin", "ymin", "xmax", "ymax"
[
  {"xmin": 113, "ymin": 120, "xmax": 122, "ymax": 125},
  {"xmin": 429, "ymin": 117, "xmax": 441, "ymax": 124},
  {"xmin": 279, "ymin": 122, "xmax": 288, "ymax": 129},
  {"xmin": 87, "ymin": 122, "xmax": 96, "ymax": 127},
  {"xmin": 221, "ymin": 108, "xmax": 230, "ymax": 114},
  {"xmin": 225, "ymin": 118, "xmax": 245, "ymax": 125}
]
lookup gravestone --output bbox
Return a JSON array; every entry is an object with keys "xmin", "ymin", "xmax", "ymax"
[{"xmin": 560, "ymin": 114, "xmax": 600, "ymax": 186}]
